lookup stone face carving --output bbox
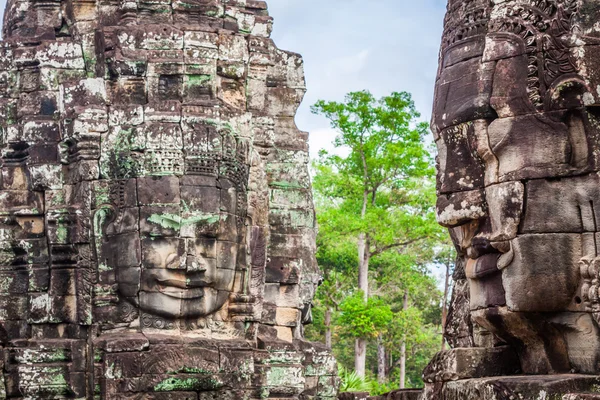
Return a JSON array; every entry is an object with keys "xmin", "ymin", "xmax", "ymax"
[
  {"xmin": 0, "ymin": 0, "xmax": 338, "ymax": 398},
  {"xmin": 428, "ymin": 0, "xmax": 600, "ymax": 397}
]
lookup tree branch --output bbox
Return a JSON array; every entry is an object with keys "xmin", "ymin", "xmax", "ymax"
[{"xmin": 370, "ymin": 237, "xmax": 427, "ymax": 257}]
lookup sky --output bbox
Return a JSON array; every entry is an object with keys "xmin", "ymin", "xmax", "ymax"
[{"xmin": 267, "ymin": 0, "xmax": 448, "ymax": 157}]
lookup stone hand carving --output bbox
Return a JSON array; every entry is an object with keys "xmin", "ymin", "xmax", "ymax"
[
  {"xmin": 0, "ymin": 0, "xmax": 338, "ymax": 398},
  {"xmin": 434, "ymin": 0, "xmax": 600, "ymax": 377}
]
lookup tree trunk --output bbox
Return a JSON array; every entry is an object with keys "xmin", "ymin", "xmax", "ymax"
[
  {"xmin": 377, "ymin": 335, "xmax": 386, "ymax": 383},
  {"xmin": 325, "ymin": 307, "xmax": 332, "ymax": 349},
  {"xmin": 355, "ymin": 232, "xmax": 369, "ymax": 378},
  {"xmin": 355, "ymin": 338, "xmax": 367, "ymax": 377},
  {"xmin": 399, "ymin": 340, "xmax": 407, "ymax": 388},
  {"xmin": 357, "ymin": 233, "xmax": 369, "ymax": 301},
  {"xmin": 355, "ymin": 189, "xmax": 370, "ymax": 377},
  {"xmin": 399, "ymin": 290, "xmax": 409, "ymax": 389},
  {"xmin": 357, "ymin": 188, "xmax": 370, "ymax": 301},
  {"xmin": 441, "ymin": 261, "xmax": 451, "ymax": 350}
]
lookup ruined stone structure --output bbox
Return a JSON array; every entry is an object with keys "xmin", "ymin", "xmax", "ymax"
[
  {"xmin": 0, "ymin": 0, "xmax": 338, "ymax": 398},
  {"xmin": 425, "ymin": 0, "xmax": 600, "ymax": 398}
]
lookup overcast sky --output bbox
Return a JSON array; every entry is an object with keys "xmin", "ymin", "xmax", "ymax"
[
  {"xmin": 268, "ymin": 0, "xmax": 447, "ymax": 156},
  {"xmin": 0, "ymin": 0, "xmax": 448, "ymax": 156}
]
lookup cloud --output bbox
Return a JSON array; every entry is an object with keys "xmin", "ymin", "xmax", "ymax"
[
  {"xmin": 307, "ymin": 128, "xmax": 351, "ymax": 160},
  {"xmin": 325, "ymin": 49, "xmax": 370, "ymax": 78}
]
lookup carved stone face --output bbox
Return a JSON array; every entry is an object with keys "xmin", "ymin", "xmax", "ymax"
[
  {"xmin": 109, "ymin": 175, "xmax": 245, "ymax": 320},
  {"xmin": 434, "ymin": 0, "xmax": 600, "ymax": 373},
  {"xmin": 95, "ymin": 130, "xmax": 250, "ymax": 323}
]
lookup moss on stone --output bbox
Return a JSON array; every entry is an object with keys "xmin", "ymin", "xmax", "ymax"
[
  {"xmin": 187, "ymin": 74, "xmax": 212, "ymax": 87},
  {"xmin": 153, "ymin": 376, "xmax": 222, "ymax": 391},
  {"xmin": 147, "ymin": 212, "xmax": 219, "ymax": 230}
]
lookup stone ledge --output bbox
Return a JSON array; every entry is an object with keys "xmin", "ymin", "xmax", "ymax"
[
  {"xmin": 369, "ymin": 389, "xmax": 422, "ymax": 400},
  {"xmin": 338, "ymin": 390, "xmax": 422, "ymax": 400},
  {"xmin": 338, "ymin": 392, "xmax": 369, "ymax": 400},
  {"xmin": 421, "ymin": 375, "xmax": 600, "ymax": 400}
]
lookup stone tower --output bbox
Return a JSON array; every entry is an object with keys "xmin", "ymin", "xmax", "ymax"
[
  {"xmin": 426, "ymin": 0, "xmax": 600, "ymax": 398},
  {"xmin": 0, "ymin": 0, "xmax": 338, "ymax": 398}
]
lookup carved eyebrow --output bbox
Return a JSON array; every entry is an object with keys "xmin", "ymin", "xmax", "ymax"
[{"xmin": 147, "ymin": 212, "xmax": 220, "ymax": 230}]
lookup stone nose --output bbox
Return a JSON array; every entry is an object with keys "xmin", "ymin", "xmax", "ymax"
[
  {"xmin": 436, "ymin": 189, "xmax": 488, "ymax": 228},
  {"xmin": 449, "ymin": 220, "xmax": 480, "ymax": 255},
  {"xmin": 165, "ymin": 252, "xmax": 186, "ymax": 270},
  {"xmin": 162, "ymin": 253, "xmax": 211, "ymax": 272},
  {"xmin": 186, "ymin": 255, "xmax": 208, "ymax": 273}
]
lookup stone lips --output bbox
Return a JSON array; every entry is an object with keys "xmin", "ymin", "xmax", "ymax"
[
  {"xmin": 0, "ymin": 0, "xmax": 338, "ymax": 398},
  {"xmin": 426, "ymin": 0, "xmax": 600, "ymax": 398}
]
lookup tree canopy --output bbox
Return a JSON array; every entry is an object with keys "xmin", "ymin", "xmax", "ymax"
[{"xmin": 308, "ymin": 90, "xmax": 454, "ymax": 390}]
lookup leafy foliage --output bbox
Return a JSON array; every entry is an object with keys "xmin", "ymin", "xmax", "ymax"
[
  {"xmin": 338, "ymin": 364, "xmax": 370, "ymax": 392},
  {"xmin": 338, "ymin": 292, "xmax": 394, "ymax": 339},
  {"xmin": 311, "ymin": 90, "xmax": 433, "ymax": 191},
  {"xmin": 311, "ymin": 91, "xmax": 444, "ymax": 293}
]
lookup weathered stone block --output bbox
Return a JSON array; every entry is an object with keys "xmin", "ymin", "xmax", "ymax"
[
  {"xmin": 266, "ymin": 257, "xmax": 301, "ymax": 284},
  {"xmin": 138, "ymin": 176, "xmax": 181, "ymax": 205},
  {"xmin": 433, "ymin": 58, "xmax": 495, "ymax": 133},
  {"xmin": 502, "ymin": 234, "xmax": 582, "ymax": 312},
  {"xmin": 275, "ymin": 307, "xmax": 300, "ymax": 327},
  {"xmin": 0, "ymin": 190, "xmax": 44, "ymax": 215},
  {"xmin": 368, "ymin": 390, "xmax": 422, "ymax": 400},
  {"xmin": 522, "ymin": 174, "xmax": 600, "ymax": 234},
  {"xmin": 338, "ymin": 393, "xmax": 369, "ymax": 400},
  {"xmin": 466, "ymin": 254, "xmax": 505, "ymax": 310},
  {"xmin": 488, "ymin": 114, "xmax": 572, "ymax": 181},
  {"xmin": 0, "ymin": 295, "xmax": 27, "ymax": 320},
  {"xmin": 423, "ymin": 347, "xmax": 520, "ymax": 383},
  {"xmin": 436, "ymin": 189, "xmax": 486, "ymax": 227},
  {"xmin": 421, "ymin": 375, "xmax": 600, "ymax": 400},
  {"xmin": 100, "ymin": 232, "xmax": 142, "ymax": 268},
  {"xmin": 275, "ymin": 326, "xmax": 294, "ymax": 343},
  {"xmin": 139, "ymin": 205, "xmax": 181, "ymax": 236},
  {"xmin": 480, "ymin": 181, "xmax": 523, "ymax": 242}
]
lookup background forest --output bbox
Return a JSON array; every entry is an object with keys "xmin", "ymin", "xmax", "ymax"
[{"xmin": 306, "ymin": 91, "xmax": 454, "ymax": 394}]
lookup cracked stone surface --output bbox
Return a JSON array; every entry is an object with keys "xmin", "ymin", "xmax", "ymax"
[{"xmin": 0, "ymin": 0, "xmax": 338, "ymax": 398}]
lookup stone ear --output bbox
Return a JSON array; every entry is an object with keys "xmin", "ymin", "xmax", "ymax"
[
  {"xmin": 541, "ymin": 76, "xmax": 592, "ymax": 169},
  {"xmin": 544, "ymin": 76, "xmax": 591, "ymax": 112},
  {"xmin": 482, "ymin": 32, "xmax": 527, "ymax": 63},
  {"xmin": 92, "ymin": 205, "xmax": 117, "ymax": 238}
]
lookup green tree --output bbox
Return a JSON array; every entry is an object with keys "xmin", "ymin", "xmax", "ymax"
[
  {"xmin": 311, "ymin": 90, "xmax": 438, "ymax": 377},
  {"xmin": 369, "ymin": 247, "xmax": 446, "ymax": 387},
  {"xmin": 338, "ymin": 292, "xmax": 394, "ymax": 340}
]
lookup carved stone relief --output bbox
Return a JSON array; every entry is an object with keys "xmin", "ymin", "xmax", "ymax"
[
  {"xmin": 0, "ymin": 0, "xmax": 337, "ymax": 398},
  {"xmin": 427, "ymin": 0, "xmax": 600, "ymax": 398}
]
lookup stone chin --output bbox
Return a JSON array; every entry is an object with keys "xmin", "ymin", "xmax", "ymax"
[{"xmin": 465, "ymin": 232, "xmax": 583, "ymax": 312}]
